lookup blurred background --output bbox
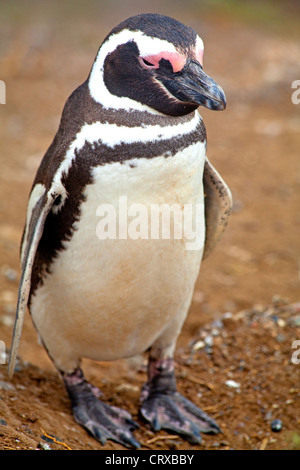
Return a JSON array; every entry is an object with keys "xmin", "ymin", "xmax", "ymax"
[{"xmin": 0, "ymin": 0, "xmax": 299, "ymax": 364}]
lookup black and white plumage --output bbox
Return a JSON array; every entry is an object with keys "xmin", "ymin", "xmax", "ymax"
[{"xmin": 9, "ymin": 13, "xmax": 232, "ymax": 447}]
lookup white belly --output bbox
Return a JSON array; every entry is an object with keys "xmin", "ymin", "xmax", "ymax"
[{"xmin": 30, "ymin": 141, "xmax": 206, "ymax": 372}]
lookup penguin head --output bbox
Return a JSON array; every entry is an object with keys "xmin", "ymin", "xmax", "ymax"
[{"xmin": 88, "ymin": 13, "xmax": 226, "ymax": 116}]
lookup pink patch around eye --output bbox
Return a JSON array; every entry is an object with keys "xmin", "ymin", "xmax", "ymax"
[{"xmin": 141, "ymin": 52, "xmax": 186, "ymax": 72}]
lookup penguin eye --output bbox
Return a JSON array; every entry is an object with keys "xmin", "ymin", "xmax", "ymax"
[
  {"xmin": 140, "ymin": 57, "xmax": 156, "ymax": 69},
  {"xmin": 142, "ymin": 58, "xmax": 154, "ymax": 67}
]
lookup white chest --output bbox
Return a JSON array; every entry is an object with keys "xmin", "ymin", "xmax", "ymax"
[{"xmin": 30, "ymin": 140, "xmax": 206, "ymax": 371}]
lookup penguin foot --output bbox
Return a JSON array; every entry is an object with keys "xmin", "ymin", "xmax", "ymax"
[
  {"xmin": 140, "ymin": 357, "xmax": 220, "ymax": 444},
  {"xmin": 63, "ymin": 368, "xmax": 140, "ymax": 448},
  {"xmin": 140, "ymin": 391, "xmax": 220, "ymax": 444}
]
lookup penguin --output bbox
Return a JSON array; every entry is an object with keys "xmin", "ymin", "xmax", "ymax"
[{"xmin": 9, "ymin": 13, "xmax": 232, "ymax": 448}]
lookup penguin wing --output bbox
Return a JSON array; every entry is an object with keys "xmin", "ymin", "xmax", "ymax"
[
  {"xmin": 202, "ymin": 157, "xmax": 232, "ymax": 260},
  {"xmin": 8, "ymin": 187, "xmax": 58, "ymax": 377}
]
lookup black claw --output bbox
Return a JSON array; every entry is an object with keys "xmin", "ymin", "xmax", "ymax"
[
  {"xmin": 126, "ymin": 418, "xmax": 140, "ymax": 431},
  {"xmin": 119, "ymin": 433, "xmax": 141, "ymax": 449},
  {"xmin": 153, "ymin": 416, "xmax": 160, "ymax": 432}
]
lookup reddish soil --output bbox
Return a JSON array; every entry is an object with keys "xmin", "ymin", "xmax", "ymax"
[{"xmin": 0, "ymin": 1, "xmax": 299, "ymax": 450}]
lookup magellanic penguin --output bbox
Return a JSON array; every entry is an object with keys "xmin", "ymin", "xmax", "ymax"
[{"xmin": 9, "ymin": 13, "xmax": 232, "ymax": 448}]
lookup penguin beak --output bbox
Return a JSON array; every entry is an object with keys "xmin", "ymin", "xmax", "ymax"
[{"xmin": 161, "ymin": 59, "xmax": 226, "ymax": 111}]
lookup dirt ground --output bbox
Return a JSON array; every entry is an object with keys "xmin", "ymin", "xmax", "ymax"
[{"xmin": 0, "ymin": 1, "xmax": 299, "ymax": 451}]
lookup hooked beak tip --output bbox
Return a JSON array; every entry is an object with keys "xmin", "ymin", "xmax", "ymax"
[{"xmin": 176, "ymin": 60, "xmax": 227, "ymax": 111}]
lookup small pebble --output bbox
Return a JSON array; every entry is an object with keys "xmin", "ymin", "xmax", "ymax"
[
  {"xmin": 225, "ymin": 379, "xmax": 241, "ymax": 389},
  {"xmin": 212, "ymin": 319, "xmax": 224, "ymax": 329},
  {"xmin": 0, "ymin": 349, "xmax": 7, "ymax": 365},
  {"xmin": 192, "ymin": 340, "xmax": 205, "ymax": 350},
  {"xmin": 4, "ymin": 268, "xmax": 17, "ymax": 282},
  {"xmin": 204, "ymin": 335, "xmax": 214, "ymax": 347},
  {"xmin": 38, "ymin": 442, "xmax": 52, "ymax": 450},
  {"xmin": 211, "ymin": 328, "xmax": 220, "ymax": 337},
  {"xmin": 223, "ymin": 312, "xmax": 233, "ymax": 319},
  {"xmin": 271, "ymin": 419, "xmax": 282, "ymax": 432},
  {"xmin": 1, "ymin": 265, "xmax": 17, "ymax": 282}
]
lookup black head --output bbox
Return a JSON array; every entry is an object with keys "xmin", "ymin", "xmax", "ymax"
[{"xmin": 88, "ymin": 14, "xmax": 226, "ymax": 116}]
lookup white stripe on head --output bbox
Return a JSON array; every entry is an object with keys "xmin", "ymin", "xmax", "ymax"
[
  {"xmin": 88, "ymin": 29, "xmax": 178, "ymax": 114},
  {"xmin": 195, "ymin": 35, "xmax": 204, "ymax": 65}
]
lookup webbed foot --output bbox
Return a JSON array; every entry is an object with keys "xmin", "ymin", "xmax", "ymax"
[
  {"xmin": 140, "ymin": 358, "xmax": 220, "ymax": 444},
  {"xmin": 63, "ymin": 368, "xmax": 140, "ymax": 448}
]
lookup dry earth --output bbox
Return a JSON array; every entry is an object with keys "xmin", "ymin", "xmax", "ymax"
[{"xmin": 0, "ymin": 1, "xmax": 299, "ymax": 451}]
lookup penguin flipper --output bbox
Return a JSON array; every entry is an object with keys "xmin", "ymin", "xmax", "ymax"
[
  {"xmin": 8, "ymin": 188, "xmax": 57, "ymax": 378},
  {"xmin": 202, "ymin": 157, "xmax": 232, "ymax": 260}
]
